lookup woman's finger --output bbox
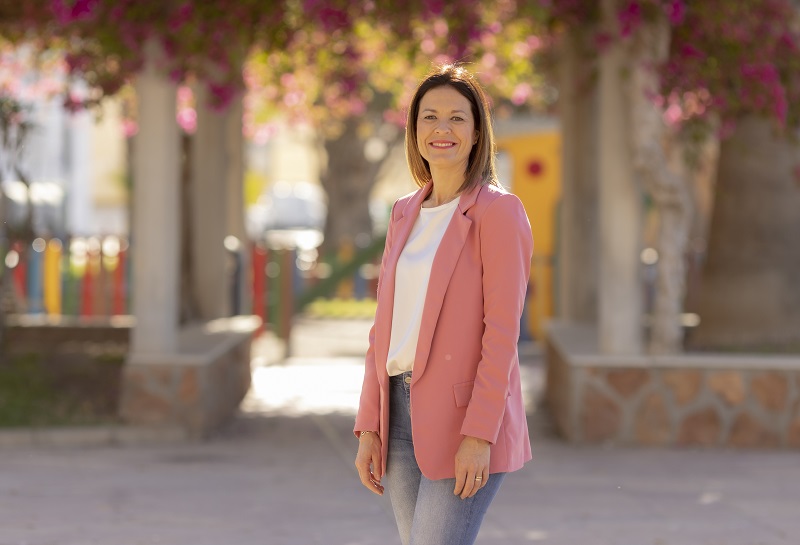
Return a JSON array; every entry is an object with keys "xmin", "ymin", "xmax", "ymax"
[
  {"xmin": 460, "ymin": 469, "xmax": 477, "ymax": 499},
  {"xmin": 357, "ymin": 463, "xmax": 382, "ymax": 495},
  {"xmin": 453, "ymin": 465, "xmax": 467, "ymax": 496},
  {"xmin": 479, "ymin": 469, "xmax": 489, "ymax": 489},
  {"xmin": 370, "ymin": 450, "xmax": 384, "ymax": 494},
  {"xmin": 371, "ymin": 450, "xmax": 382, "ymax": 483},
  {"xmin": 468, "ymin": 469, "xmax": 487, "ymax": 497},
  {"xmin": 355, "ymin": 438, "xmax": 384, "ymax": 495}
]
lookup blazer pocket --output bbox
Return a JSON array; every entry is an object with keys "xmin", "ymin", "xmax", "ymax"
[{"xmin": 453, "ymin": 380, "xmax": 475, "ymax": 408}]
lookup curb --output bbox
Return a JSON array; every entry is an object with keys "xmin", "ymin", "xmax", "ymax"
[{"xmin": 0, "ymin": 425, "xmax": 190, "ymax": 448}]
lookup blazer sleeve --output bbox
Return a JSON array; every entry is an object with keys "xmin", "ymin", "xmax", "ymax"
[
  {"xmin": 460, "ymin": 193, "xmax": 533, "ymax": 443},
  {"xmin": 353, "ymin": 200, "xmax": 398, "ymax": 438}
]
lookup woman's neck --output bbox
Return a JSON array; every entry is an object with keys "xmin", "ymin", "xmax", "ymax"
[{"xmin": 425, "ymin": 166, "xmax": 465, "ymax": 207}]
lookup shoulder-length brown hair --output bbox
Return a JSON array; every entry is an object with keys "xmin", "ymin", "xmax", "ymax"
[{"xmin": 405, "ymin": 63, "xmax": 500, "ymax": 192}]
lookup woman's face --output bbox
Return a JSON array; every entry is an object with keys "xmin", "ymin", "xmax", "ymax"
[{"xmin": 416, "ymin": 85, "xmax": 477, "ymax": 173}]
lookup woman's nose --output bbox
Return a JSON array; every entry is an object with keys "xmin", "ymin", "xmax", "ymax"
[{"xmin": 434, "ymin": 121, "xmax": 451, "ymax": 133}]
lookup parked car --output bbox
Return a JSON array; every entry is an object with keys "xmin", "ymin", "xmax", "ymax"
[{"xmin": 246, "ymin": 181, "xmax": 326, "ymax": 250}]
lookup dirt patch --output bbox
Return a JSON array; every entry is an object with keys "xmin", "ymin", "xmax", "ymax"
[{"xmin": 0, "ymin": 350, "xmax": 124, "ymax": 427}]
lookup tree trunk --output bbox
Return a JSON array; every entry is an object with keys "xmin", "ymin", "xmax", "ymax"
[
  {"xmin": 179, "ymin": 131, "xmax": 200, "ymax": 324},
  {"xmin": 0, "ymin": 119, "xmax": 35, "ymax": 350},
  {"xmin": 627, "ymin": 18, "xmax": 693, "ymax": 354},
  {"xmin": 688, "ymin": 117, "xmax": 800, "ymax": 350},
  {"xmin": 319, "ymin": 116, "xmax": 384, "ymax": 256}
]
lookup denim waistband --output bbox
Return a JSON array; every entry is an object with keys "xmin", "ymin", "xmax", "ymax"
[{"xmin": 389, "ymin": 371, "xmax": 412, "ymax": 384}]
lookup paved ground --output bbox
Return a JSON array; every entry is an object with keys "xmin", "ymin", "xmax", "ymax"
[{"xmin": 1, "ymin": 318, "xmax": 799, "ymax": 545}]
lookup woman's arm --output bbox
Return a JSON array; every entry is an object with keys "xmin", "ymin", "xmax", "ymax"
[
  {"xmin": 353, "ymin": 200, "xmax": 398, "ymax": 438},
  {"xmin": 354, "ymin": 201, "xmax": 400, "ymax": 494},
  {"xmin": 460, "ymin": 193, "xmax": 533, "ymax": 444}
]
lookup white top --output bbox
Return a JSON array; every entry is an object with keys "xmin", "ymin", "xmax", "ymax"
[{"xmin": 386, "ymin": 197, "xmax": 460, "ymax": 376}]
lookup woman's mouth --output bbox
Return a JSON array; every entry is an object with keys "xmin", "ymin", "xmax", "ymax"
[{"xmin": 430, "ymin": 141, "xmax": 456, "ymax": 148}]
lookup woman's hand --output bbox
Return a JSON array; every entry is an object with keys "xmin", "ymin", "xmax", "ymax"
[
  {"xmin": 454, "ymin": 436, "xmax": 491, "ymax": 499},
  {"xmin": 355, "ymin": 432, "xmax": 384, "ymax": 495}
]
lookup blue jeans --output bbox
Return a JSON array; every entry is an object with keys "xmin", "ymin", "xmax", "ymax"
[{"xmin": 385, "ymin": 372, "xmax": 505, "ymax": 545}]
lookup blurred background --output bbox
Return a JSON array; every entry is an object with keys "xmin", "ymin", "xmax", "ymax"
[
  {"xmin": 1, "ymin": 0, "xmax": 799, "ymax": 441},
  {"xmin": 0, "ymin": 0, "xmax": 800, "ymax": 545},
  {"xmin": 0, "ymin": 2, "xmax": 799, "ymax": 543}
]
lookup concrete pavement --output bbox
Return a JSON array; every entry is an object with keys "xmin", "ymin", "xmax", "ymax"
[{"xmin": 1, "ymin": 318, "xmax": 798, "ymax": 545}]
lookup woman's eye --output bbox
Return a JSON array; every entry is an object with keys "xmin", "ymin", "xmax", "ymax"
[
  {"xmin": 424, "ymin": 115, "xmax": 436, "ymax": 120},
  {"xmin": 452, "ymin": 116, "xmax": 464, "ymax": 121}
]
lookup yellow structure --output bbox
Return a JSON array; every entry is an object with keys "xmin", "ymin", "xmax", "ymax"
[
  {"xmin": 43, "ymin": 239, "xmax": 63, "ymax": 315},
  {"xmin": 497, "ymin": 124, "xmax": 562, "ymax": 340}
]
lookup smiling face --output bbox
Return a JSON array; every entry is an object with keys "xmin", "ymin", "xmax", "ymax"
[{"xmin": 416, "ymin": 85, "xmax": 477, "ymax": 175}]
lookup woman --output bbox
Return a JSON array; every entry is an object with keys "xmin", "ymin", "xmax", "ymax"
[{"xmin": 354, "ymin": 64, "xmax": 533, "ymax": 545}]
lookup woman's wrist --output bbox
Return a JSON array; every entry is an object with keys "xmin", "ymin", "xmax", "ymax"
[{"xmin": 359, "ymin": 430, "xmax": 377, "ymax": 438}]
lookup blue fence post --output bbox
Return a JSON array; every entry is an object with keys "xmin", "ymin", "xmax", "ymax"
[
  {"xmin": 27, "ymin": 240, "xmax": 45, "ymax": 314},
  {"xmin": 353, "ymin": 265, "xmax": 367, "ymax": 300}
]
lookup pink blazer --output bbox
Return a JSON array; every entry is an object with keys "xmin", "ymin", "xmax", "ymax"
[{"xmin": 354, "ymin": 181, "xmax": 534, "ymax": 480}]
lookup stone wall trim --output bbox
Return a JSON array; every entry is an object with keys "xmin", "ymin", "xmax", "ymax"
[{"xmin": 545, "ymin": 322, "xmax": 800, "ymax": 449}]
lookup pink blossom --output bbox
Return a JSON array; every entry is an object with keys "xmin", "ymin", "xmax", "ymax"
[
  {"xmin": 594, "ymin": 32, "xmax": 613, "ymax": 51},
  {"xmin": 383, "ymin": 109, "xmax": 407, "ymax": 127},
  {"xmin": 122, "ymin": 119, "xmax": 138, "ymax": 138},
  {"xmin": 51, "ymin": 0, "xmax": 99, "ymax": 24},
  {"xmin": 663, "ymin": 103, "xmax": 683, "ymax": 125},
  {"xmin": 665, "ymin": 0, "xmax": 686, "ymax": 25},
  {"xmin": 209, "ymin": 82, "xmax": 237, "ymax": 111},
  {"xmin": 177, "ymin": 85, "xmax": 194, "ymax": 103},
  {"xmin": 511, "ymin": 83, "xmax": 532, "ymax": 106},
  {"xmin": 169, "ymin": 69, "xmax": 184, "ymax": 83},
  {"xmin": 169, "ymin": 2, "xmax": 193, "ymax": 32},
  {"xmin": 513, "ymin": 41, "xmax": 531, "ymax": 58},
  {"xmin": 679, "ymin": 44, "xmax": 704, "ymax": 60},
  {"xmin": 251, "ymin": 123, "xmax": 278, "ymax": 145},
  {"xmin": 284, "ymin": 90, "xmax": 304, "ymax": 107},
  {"xmin": 433, "ymin": 53, "xmax": 452, "ymax": 66},
  {"xmin": 424, "ymin": 0, "xmax": 445, "ymax": 17},
  {"xmin": 63, "ymin": 94, "xmax": 83, "ymax": 113},
  {"xmin": 319, "ymin": 7, "xmax": 350, "ymax": 32},
  {"xmin": 176, "ymin": 109, "xmax": 197, "ymax": 133},
  {"xmin": 618, "ymin": 1, "xmax": 642, "ymax": 38},
  {"xmin": 348, "ymin": 97, "xmax": 366, "ymax": 116}
]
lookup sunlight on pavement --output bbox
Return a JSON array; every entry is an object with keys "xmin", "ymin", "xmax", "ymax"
[
  {"xmin": 524, "ymin": 530, "xmax": 549, "ymax": 541},
  {"xmin": 242, "ymin": 357, "xmax": 365, "ymax": 416},
  {"xmin": 698, "ymin": 491, "xmax": 723, "ymax": 505},
  {"xmin": 242, "ymin": 353, "xmax": 542, "ymax": 418}
]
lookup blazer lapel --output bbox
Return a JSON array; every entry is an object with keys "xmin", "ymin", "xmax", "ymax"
[
  {"xmin": 373, "ymin": 182, "xmax": 432, "ymax": 385},
  {"xmin": 411, "ymin": 184, "xmax": 483, "ymax": 382}
]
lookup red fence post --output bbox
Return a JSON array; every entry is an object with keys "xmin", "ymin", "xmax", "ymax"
[
  {"xmin": 114, "ymin": 243, "xmax": 127, "ymax": 315},
  {"xmin": 12, "ymin": 241, "xmax": 27, "ymax": 302},
  {"xmin": 81, "ymin": 242, "xmax": 95, "ymax": 317}
]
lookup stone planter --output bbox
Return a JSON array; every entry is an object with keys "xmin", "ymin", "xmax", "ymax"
[{"xmin": 545, "ymin": 322, "xmax": 800, "ymax": 448}]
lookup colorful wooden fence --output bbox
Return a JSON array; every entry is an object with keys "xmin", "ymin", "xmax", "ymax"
[
  {"xmin": 4, "ymin": 236, "xmax": 382, "ymax": 333},
  {"xmin": 3, "ymin": 236, "xmax": 130, "ymax": 318}
]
